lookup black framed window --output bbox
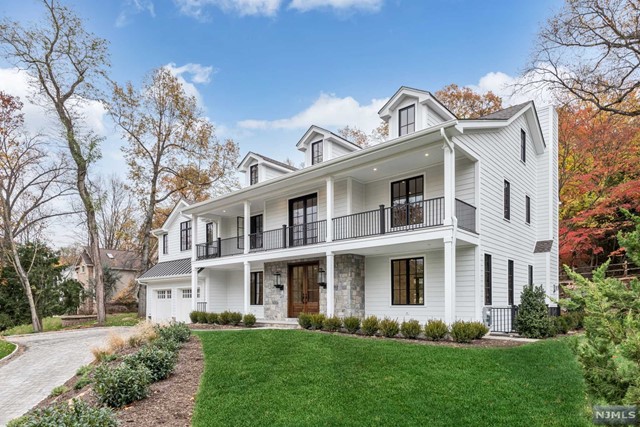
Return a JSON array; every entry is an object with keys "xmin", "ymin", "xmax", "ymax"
[
  {"xmin": 528, "ymin": 265, "xmax": 534, "ymax": 286},
  {"xmin": 311, "ymin": 141, "xmax": 323, "ymax": 165},
  {"xmin": 180, "ymin": 221, "xmax": 191, "ymax": 251},
  {"xmin": 206, "ymin": 222, "xmax": 214, "ymax": 243},
  {"xmin": 162, "ymin": 234, "xmax": 168, "ymax": 255},
  {"xmin": 391, "ymin": 257, "xmax": 424, "ymax": 305},
  {"xmin": 250, "ymin": 272, "xmax": 263, "ymax": 305},
  {"xmin": 250, "ymin": 214, "xmax": 263, "ymax": 249},
  {"xmin": 289, "ymin": 193, "xmax": 318, "ymax": 246},
  {"xmin": 391, "ymin": 175, "xmax": 424, "ymax": 227},
  {"xmin": 525, "ymin": 195, "xmax": 531, "ymax": 224},
  {"xmin": 521, "ymin": 129, "xmax": 527, "ymax": 163},
  {"xmin": 399, "ymin": 105, "xmax": 415, "ymax": 136},
  {"xmin": 484, "ymin": 254, "xmax": 492, "ymax": 305},
  {"xmin": 504, "ymin": 180, "xmax": 511, "ymax": 220},
  {"xmin": 508, "ymin": 260, "xmax": 514, "ymax": 306},
  {"xmin": 237, "ymin": 217, "xmax": 244, "ymax": 249},
  {"xmin": 249, "ymin": 164, "xmax": 258, "ymax": 185}
]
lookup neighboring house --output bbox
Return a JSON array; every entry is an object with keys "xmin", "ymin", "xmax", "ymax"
[
  {"xmin": 76, "ymin": 248, "xmax": 143, "ymax": 311},
  {"xmin": 139, "ymin": 86, "xmax": 559, "ymax": 329}
]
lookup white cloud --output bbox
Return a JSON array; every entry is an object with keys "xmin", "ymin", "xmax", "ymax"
[
  {"xmin": 173, "ymin": 0, "xmax": 282, "ymax": 19},
  {"xmin": 288, "ymin": 0, "xmax": 382, "ymax": 12},
  {"xmin": 163, "ymin": 62, "xmax": 215, "ymax": 107},
  {"xmin": 238, "ymin": 92, "xmax": 387, "ymax": 133},
  {"xmin": 469, "ymin": 71, "xmax": 555, "ymax": 107},
  {"xmin": 116, "ymin": 0, "xmax": 156, "ymax": 27}
]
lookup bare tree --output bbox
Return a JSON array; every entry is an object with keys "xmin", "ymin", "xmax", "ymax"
[
  {"xmin": 524, "ymin": 0, "xmax": 640, "ymax": 116},
  {"xmin": 337, "ymin": 120, "xmax": 390, "ymax": 148},
  {"xmin": 95, "ymin": 175, "xmax": 140, "ymax": 252},
  {"xmin": 0, "ymin": 0, "xmax": 111, "ymax": 323},
  {"xmin": 0, "ymin": 92, "xmax": 74, "ymax": 332}
]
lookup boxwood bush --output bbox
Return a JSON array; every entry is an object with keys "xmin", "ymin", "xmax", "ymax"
[
  {"xmin": 322, "ymin": 315, "xmax": 342, "ymax": 332},
  {"xmin": 309, "ymin": 313, "xmax": 326, "ymax": 330},
  {"xmin": 379, "ymin": 317, "xmax": 400, "ymax": 338},
  {"xmin": 229, "ymin": 312, "xmax": 243, "ymax": 326},
  {"xmin": 424, "ymin": 319, "xmax": 449, "ymax": 341},
  {"xmin": 343, "ymin": 316, "xmax": 361, "ymax": 334},
  {"xmin": 196, "ymin": 311, "xmax": 208, "ymax": 324},
  {"xmin": 93, "ymin": 363, "xmax": 150, "ymax": 408},
  {"xmin": 298, "ymin": 313, "xmax": 312, "ymax": 329},
  {"xmin": 450, "ymin": 321, "xmax": 477, "ymax": 343},
  {"xmin": 124, "ymin": 345, "xmax": 177, "ymax": 382},
  {"xmin": 361, "ymin": 315, "xmax": 379, "ymax": 336},
  {"xmin": 243, "ymin": 313, "xmax": 257, "ymax": 327},
  {"xmin": 469, "ymin": 321, "xmax": 489, "ymax": 339},
  {"xmin": 400, "ymin": 319, "xmax": 421, "ymax": 339},
  {"xmin": 189, "ymin": 311, "xmax": 200, "ymax": 323},
  {"xmin": 206, "ymin": 312, "xmax": 219, "ymax": 324},
  {"xmin": 218, "ymin": 311, "xmax": 232, "ymax": 325},
  {"xmin": 7, "ymin": 400, "xmax": 117, "ymax": 427}
]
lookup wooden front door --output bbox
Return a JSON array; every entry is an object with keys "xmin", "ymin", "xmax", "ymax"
[{"xmin": 288, "ymin": 262, "xmax": 320, "ymax": 317}]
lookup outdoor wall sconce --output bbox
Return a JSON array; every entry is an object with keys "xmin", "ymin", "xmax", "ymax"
[
  {"xmin": 318, "ymin": 268, "xmax": 327, "ymax": 288},
  {"xmin": 274, "ymin": 272, "xmax": 284, "ymax": 290}
]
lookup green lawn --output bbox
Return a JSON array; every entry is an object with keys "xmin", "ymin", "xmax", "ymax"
[
  {"xmin": 194, "ymin": 330, "xmax": 590, "ymax": 427},
  {"xmin": 2, "ymin": 312, "xmax": 140, "ymax": 336},
  {"xmin": 0, "ymin": 339, "xmax": 16, "ymax": 359}
]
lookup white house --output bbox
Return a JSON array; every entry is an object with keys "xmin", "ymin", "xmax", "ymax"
[{"xmin": 138, "ymin": 86, "xmax": 559, "ymax": 330}]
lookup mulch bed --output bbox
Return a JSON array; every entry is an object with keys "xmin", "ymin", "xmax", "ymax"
[
  {"xmin": 32, "ymin": 336, "xmax": 204, "ymax": 427},
  {"xmin": 188, "ymin": 323, "xmax": 247, "ymax": 330}
]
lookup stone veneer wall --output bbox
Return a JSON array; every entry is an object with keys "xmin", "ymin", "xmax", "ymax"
[{"xmin": 263, "ymin": 254, "xmax": 365, "ymax": 320}]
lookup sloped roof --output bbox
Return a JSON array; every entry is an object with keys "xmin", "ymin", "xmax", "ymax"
[
  {"xmin": 78, "ymin": 248, "xmax": 142, "ymax": 271},
  {"xmin": 534, "ymin": 240, "xmax": 554, "ymax": 253},
  {"xmin": 476, "ymin": 102, "xmax": 531, "ymax": 120},
  {"xmin": 138, "ymin": 258, "xmax": 191, "ymax": 280},
  {"xmin": 238, "ymin": 151, "xmax": 298, "ymax": 171}
]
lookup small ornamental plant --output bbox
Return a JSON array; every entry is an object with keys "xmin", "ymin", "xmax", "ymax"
[
  {"xmin": 243, "ymin": 313, "xmax": 257, "ymax": 327},
  {"xmin": 322, "ymin": 315, "xmax": 342, "ymax": 332},
  {"xmin": 379, "ymin": 318, "xmax": 400, "ymax": 338},
  {"xmin": 343, "ymin": 316, "xmax": 361, "ymax": 334},
  {"xmin": 361, "ymin": 315, "xmax": 379, "ymax": 336},
  {"xmin": 424, "ymin": 319, "xmax": 449, "ymax": 341},
  {"xmin": 298, "ymin": 313, "xmax": 312, "ymax": 329},
  {"xmin": 309, "ymin": 313, "xmax": 326, "ymax": 330},
  {"xmin": 400, "ymin": 319, "xmax": 421, "ymax": 339}
]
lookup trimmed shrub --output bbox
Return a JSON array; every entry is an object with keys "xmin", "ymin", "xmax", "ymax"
[
  {"xmin": 124, "ymin": 345, "xmax": 177, "ymax": 382},
  {"xmin": 206, "ymin": 312, "xmax": 219, "ymax": 324},
  {"xmin": 361, "ymin": 315, "xmax": 379, "ymax": 336},
  {"xmin": 7, "ymin": 400, "xmax": 117, "ymax": 427},
  {"xmin": 424, "ymin": 319, "xmax": 449, "ymax": 341},
  {"xmin": 343, "ymin": 316, "xmax": 361, "ymax": 334},
  {"xmin": 450, "ymin": 321, "xmax": 477, "ymax": 343},
  {"xmin": 553, "ymin": 315, "xmax": 571, "ymax": 335},
  {"xmin": 218, "ymin": 311, "xmax": 232, "ymax": 325},
  {"xmin": 469, "ymin": 321, "xmax": 489, "ymax": 339},
  {"xmin": 515, "ymin": 285, "xmax": 555, "ymax": 338},
  {"xmin": 49, "ymin": 385, "xmax": 69, "ymax": 397},
  {"xmin": 298, "ymin": 313, "xmax": 312, "ymax": 329},
  {"xmin": 243, "ymin": 313, "xmax": 257, "ymax": 327},
  {"xmin": 379, "ymin": 318, "xmax": 400, "ymax": 338},
  {"xmin": 157, "ymin": 322, "xmax": 191, "ymax": 344},
  {"xmin": 400, "ymin": 319, "xmax": 421, "ymax": 339},
  {"xmin": 309, "ymin": 313, "xmax": 326, "ymax": 330},
  {"xmin": 322, "ymin": 315, "xmax": 342, "ymax": 332},
  {"xmin": 196, "ymin": 311, "xmax": 208, "ymax": 324},
  {"xmin": 229, "ymin": 312, "xmax": 243, "ymax": 326},
  {"xmin": 189, "ymin": 311, "xmax": 199, "ymax": 323},
  {"xmin": 93, "ymin": 363, "xmax": 150, "ymax": 408}
]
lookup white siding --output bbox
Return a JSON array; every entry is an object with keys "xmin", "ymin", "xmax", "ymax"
[
  {"xmin": 158, "ymin": 212, "xmax": 209, "ymax": 263},
  {"xmin": 351, "ymin": 179, "xmax": 365, "ymax": 214},
  {"xmin": 333, "ymin": 179, "xmax": 348, "ymax": 217},
  {"xmin": 455, "ymin": 157, "xmax": 475, "ymax": 204},
  {"xmin": 330, "ymin": 142, "xmax": 352, "ymax": 159},
  {"xmin": 263, "ymin": 164, "xmax": 286, "ymax": 181},
  {"xmin": 263, "ymin": 186, "xmax": 326, "ymax": 232},
  {"xmin": 455, "ymin": 246, "xmax": 476, "ymax": 321},
  {"xmin": 363, "ymin": 165, "xmax": 445, "ymax": 210}
]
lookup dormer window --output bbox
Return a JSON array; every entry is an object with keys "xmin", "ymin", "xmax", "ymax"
[
  {"xmin": 250, "ymin": 164, "xmax": 258, "ymax": 185},
  {"xmin": 399, "ymin": 105, "xmax": 415, "ymax": 136},
  {"xmin": 311, "ymin": 141, "xmax": 323, "ymax": 165}
]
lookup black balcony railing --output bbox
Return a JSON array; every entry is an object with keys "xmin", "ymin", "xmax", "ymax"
[
  {"xmin": 456, "ymin": 199, "xmax": 477, "ymax": 233},
  {"xmin": 196, "ymin": 242, "xmax": 218, "ymax": 260}
]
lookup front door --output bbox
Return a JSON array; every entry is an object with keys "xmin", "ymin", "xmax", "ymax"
[{"xmin": 288, "ymin": 262, "xmax": 319, "ymax": 317}]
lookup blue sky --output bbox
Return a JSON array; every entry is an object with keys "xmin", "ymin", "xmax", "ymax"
[{"xmin": 0, "ymin": 0, "xmax": 560, "ymax": 244}]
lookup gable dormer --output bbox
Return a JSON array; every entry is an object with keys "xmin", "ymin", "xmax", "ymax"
[
  {"xmin": 238, "ymin": 152, "xmax": 297, "ymax": 187},
  {"xmin": 378, "ymin": 86, "xmax": 457, "ymax": 139},
  {"xmin": 296, "ymin": 125, "xmax": 361, "ymax": 167}
]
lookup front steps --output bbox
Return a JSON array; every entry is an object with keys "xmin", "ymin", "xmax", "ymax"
[{"xmin": 255, "ymin": 319, "xmax": 300, "ymax": 329}]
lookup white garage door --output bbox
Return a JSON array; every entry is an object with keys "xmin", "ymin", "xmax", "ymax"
[
  {"xmin": 153, "ymin": 289, "xmax": 173, "ymax": 322},
  {"xmin": 177, "ymin": 288, "xmax": 193, "ymax": 323}
]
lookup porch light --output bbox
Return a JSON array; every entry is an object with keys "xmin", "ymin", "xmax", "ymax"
[
  {"xmin": 274, "ymin": 272, "xmax": 284, "ymax": 290},
  {"xmin": 318, "ymin": 268, "xmax": 327, "ymax": 288}
]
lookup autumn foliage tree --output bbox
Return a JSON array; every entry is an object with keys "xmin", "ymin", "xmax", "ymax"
[{"xmin": 434, "ymin": 84, "xmax": 503, "ymax": 118}]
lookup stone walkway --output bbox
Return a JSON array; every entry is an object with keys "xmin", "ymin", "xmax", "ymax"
[{"xmin": 0, "ymin": 327, "xmax": 132, "ymax": 426}]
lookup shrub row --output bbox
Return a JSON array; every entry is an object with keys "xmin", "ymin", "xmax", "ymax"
[
  {"xmin": 189, "ymin": 311, "xmax": 256, "ymax": 327},
  {"xmin": 297, "ymin": 313, "xmax": 489, "ymax": 343},
  {"xmin": 8, "ymin": 400, "xmax": 117, "ymax": 427}
]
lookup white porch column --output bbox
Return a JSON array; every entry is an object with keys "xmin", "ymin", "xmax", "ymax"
[
  {"xmin": 191, "ymin": 268, "xmax": 198, "ymax": 311},
  {"xmin": 191, "ymin": 214, "xmax": 199, "ymax": 261},
  {"xmin": 326, "ymin": 252, "xmax": 335, "ymax": 316},
  {"xmin": 326, "ymin": 176, "xmax": 334, "ymax": 242},
  {"xmin": 243, "ymin": 201, "xmax": 251, "ymax": 254},
  {"xmin": 443, "ymin": 236, "xmax": 456, "ymax": 324},
  {"xmin": 243, "ymin": 261, "xmax": 251, "ymax": 314},
  {"xmin": 442, "ymin": 131, "xmax": 456, "ymax": 226}
]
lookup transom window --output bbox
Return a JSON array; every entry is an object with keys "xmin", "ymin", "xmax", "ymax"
[
  {"xmin": 180, "ymin": 221, "xmax": 192, "ymax": 251},
  {"xmin": 391, "ymin": 175, "xmax": 424, "ymax": 227},
  {"xmin": 399, "ymin": 104, "xmax": 415, "ymax": 136},
  {"xmin": 391, "ymin": 257, "xmax": 424, "ymax": 305},
  {"xmin": 311, "ymin": 141, "xmax": 323, "ymax": 165},
  {"xmin": 162, "ymin": 234, "xmax": 168, "ymax": 255},
  {"xmin": 250, "ymin": 272, "xmax": 263, "ymax": 305},
  {"xmin": 250, "ymin": 164, "xmax": 258, "ymax": 185}
]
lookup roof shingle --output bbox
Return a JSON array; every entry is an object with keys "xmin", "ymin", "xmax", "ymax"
[
  {"xmin": 139, "ymin": 258, "xmax": 191, "ymax": 280},
  {"xmin": 475, "ymin": 102, "xmax": 531, "ymax": 120}
]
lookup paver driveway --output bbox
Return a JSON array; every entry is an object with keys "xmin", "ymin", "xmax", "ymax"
[{"xmin": 0, "ymin": 327, "xmax": 132, "ymax": 426}]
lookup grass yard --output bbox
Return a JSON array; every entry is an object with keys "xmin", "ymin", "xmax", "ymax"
[
  {"xmin": 2, "ymin": 312, "xmax": 140, "ymax": 336},
  {"xmin": 0, "ymin": 339, "xmax": 16, "ymax": 359},
  {"xmin": 194, "ymin": 330, "xmax": 589, "ymax": 427}
]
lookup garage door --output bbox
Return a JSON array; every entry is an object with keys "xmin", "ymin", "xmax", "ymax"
[
  {"xmin": 153, "ymin": 289, "xmax": 172, "ymax": 322},
  {"xmin": 177, "ymin": 288, "xmax": 192, "ymax": 323}
]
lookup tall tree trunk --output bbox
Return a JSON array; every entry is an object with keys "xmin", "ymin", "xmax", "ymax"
[{"xmin": 138, "ymin": 185, "xmax": 157, "ymax": 317}]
